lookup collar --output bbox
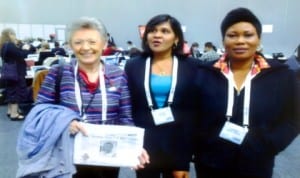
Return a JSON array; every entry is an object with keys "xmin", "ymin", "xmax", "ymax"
[
  {"xmin": 78, "ymin": 68, "xmax": 99, "ymax": 93},
  {"xmin": 213, "ymin": 53, "xmax": 270, "ymax": 75}
]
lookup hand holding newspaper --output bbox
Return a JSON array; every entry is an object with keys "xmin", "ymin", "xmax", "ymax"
[{"xmin": 73, "ymin": 123, "xmax": 145, "ymax": 167}]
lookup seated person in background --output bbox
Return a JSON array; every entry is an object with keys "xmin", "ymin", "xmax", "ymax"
[
  {"xmin": 102, "ymin": 43, "xmax": 120, "ymax": 56},
  {"xmin": 17, "ymin": 40, "xmax": 36, "ymax": 54},
  {"xmin": 183, "ymin": 40, "xmax": 191, "ymax": 56},
  {"xmin": 62, "ymin": 41, "xmax": 72, "ymax": 56},
  {"xmin": 51, "ymin": 41, "xmax": 67, "ymax": 56},
  {"xmin": 128, "ymin": 47, "xmax": 142, "ymax": 58},
  {"xmin": 18, "ymin": 38, "xmax": 37, "ymax": 54},
  {"xmin": 38, "ymin": 41, "xmax": 51, "ymax": 52},
  {"xmin": 199, "ymin": 41, "xmax": 220, "ymax": 62},
  {"xmin": 25, "ymin": 43, "xmax": 37, "ymax": 54},
  {"xmin": 31, "ymin": 38, "xmax": 43, "ymax": 50},
  {"xmin": 127, "ymin": 40, "xmax": 136, "ymax": 50},
  {"xmin": 190, "ymin": 42, "xmax": 202, "ymax": 58},
  {"xmin": 36, "ymin": 42, "xmax": 55, "ymax": 65}
]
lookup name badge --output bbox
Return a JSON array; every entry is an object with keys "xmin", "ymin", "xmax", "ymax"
[
  {"xmin": 219, "ymin": 121, "xmax": 248, "ymax": 145},
  {"xmin": 151, "ymin": 107, "xmax": 174, "ymax": 125}
]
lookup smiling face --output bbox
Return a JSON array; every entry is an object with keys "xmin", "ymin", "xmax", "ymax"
[
  {"xmin": 70, "ymin": 28, "xmax": 106, "ymax": 66},
  {"xmin": 223, "ymin": 22, "xmax": 260, "ymax": 62},
  {"xmin": 146, "ymin": 21, "xmax": 178, "ymax": 57}
]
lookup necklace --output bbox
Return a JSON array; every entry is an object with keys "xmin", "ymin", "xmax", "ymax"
[
  {"xmin": 155, "ymin": 63, "xmax": 167, "ymax": 76},
  {"xmin": 153, "ymin": 59, "xmax": 172, "ymax": 76}
]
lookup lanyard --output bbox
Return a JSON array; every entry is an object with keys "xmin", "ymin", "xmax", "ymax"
[
  {"xmin": 74, "ymin": 62, "xmax": 107, "ymax": 121},
  {"xmin": 223, "ymin": 67, "xmax": 256, "ymax": 128},
  {"xmin": 144, "ymin": 56, "xmax": 178, "ymax": 109}
]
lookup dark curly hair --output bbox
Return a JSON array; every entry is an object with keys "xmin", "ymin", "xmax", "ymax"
[{"xmin": 221, "ymin": 7, "xmax": 262, "ymax": 40}]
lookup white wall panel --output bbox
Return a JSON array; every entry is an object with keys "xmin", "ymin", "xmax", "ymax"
[{"xmin": 0, "ymin": 0, "xmax": 299, "ymax": 55}]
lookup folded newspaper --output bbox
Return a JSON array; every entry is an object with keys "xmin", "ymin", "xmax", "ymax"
[{"xmin": 73, "ymin": 123, "xmax": 145, "ymax": 167}]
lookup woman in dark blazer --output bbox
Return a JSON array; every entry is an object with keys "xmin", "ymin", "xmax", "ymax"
[
  {"xmin": 125, "ymin": 14, "xmax": 200, "ymax": 178},
  {"xmin": 193, "ymin": 7, "xmax": 299, "ymax": 178},
  {"xmin": 0, "ymin": 28, "xmax": 31, "ymax": 120}
]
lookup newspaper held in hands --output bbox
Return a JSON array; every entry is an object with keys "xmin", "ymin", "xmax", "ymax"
[{"xmin": 73, "ymin": 123, "xmax": 145, "ymax": 167}]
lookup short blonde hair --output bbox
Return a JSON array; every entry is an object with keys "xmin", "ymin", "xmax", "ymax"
[
  {"xmin": 40, "ymin": 41, "xmax": 50, "ymax": 50},
  {"xmin": 68, "ymin": 16, "xmax": 108, "ymax": 43}
]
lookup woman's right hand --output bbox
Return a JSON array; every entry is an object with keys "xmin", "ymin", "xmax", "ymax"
[{"xmin": 69, "ymin": 120, "xmax": 87, "ymax": 136}]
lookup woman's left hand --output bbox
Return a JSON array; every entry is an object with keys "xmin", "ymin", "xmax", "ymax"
[
  {"xmin": 172, "ymin": 171, "xmax": 189, "ymax": 178},
  {"xmin": 132, "ymin": 148, "xmax": 150, "ymax": 170}
]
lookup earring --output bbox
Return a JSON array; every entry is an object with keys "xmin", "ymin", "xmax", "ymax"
[{"xmin": 173, "ymin": 42, "xmax": 178, "ymax": 49}]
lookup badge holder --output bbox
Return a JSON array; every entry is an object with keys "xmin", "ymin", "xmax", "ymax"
[
  {"xmin": 151, "ymin": 106, "xmax": 174, "ymax": 125},
  {"xmin": 219, "ymin": 120, "xmax": 248, "ymax": 145}
]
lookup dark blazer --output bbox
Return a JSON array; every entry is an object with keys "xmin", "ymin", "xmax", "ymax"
[
  {"xmin": 1, "ymin": 42, "xmax": 31, "ymax": 76},
  {"xmin": 125, "ymin": 55, "xmax": 200, "ymax": 170},
  {"xmin": 1, "ymin": 42, "xmax": 31, "ymax": 103},
  {"xmin": 51, "ymin": 47, "xmax": 67, "ymax": 57},
  {"xmin": 193, "ymin": 60, "xmax": 299, "ymax": 178}
]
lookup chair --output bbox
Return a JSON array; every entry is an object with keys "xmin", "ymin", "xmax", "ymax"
[
  {"xmin": 43, "ymin": 56, "xmax": 59, "ymax": 67},
  {"xmin": 31, "ymin": 69, "xmax": 49, "ymax": 101},
  {"xmin": 36, "ymin": 51, "xmax": 55, "ymax": 65}
]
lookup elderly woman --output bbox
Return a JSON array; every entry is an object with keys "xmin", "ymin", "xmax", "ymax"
[
  {"xmin": 0, "ymin": 28, "xmax": 31, "ymax": 120},
  {"xmin": 193, "ymin": 7, "xmax": 299, "ymax": 178},
  {"xmin": 17, "ymin": 17, "xmax": 149, "ymax": 178}
]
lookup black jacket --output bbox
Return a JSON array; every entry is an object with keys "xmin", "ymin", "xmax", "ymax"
[
  {"xmin": 193, "ymin": 59, "xmax": 299, "ymax": 177},
  {"xmin": 125, "ymin": 55, "xmax": 200, "ymax": 170}
]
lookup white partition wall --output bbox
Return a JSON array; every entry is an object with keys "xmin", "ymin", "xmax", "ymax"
[
  {"xmin": 0, "ymin": 0, "xmax": 299, "ymax": 56},
  {"xmin": 0, "ymin": 23, "xmax": 66, "ymax": 42}
]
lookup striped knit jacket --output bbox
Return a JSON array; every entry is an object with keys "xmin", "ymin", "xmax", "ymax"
[{"xmin": 36, "ymin": 60, "xmax": 133, "ymax": 125}]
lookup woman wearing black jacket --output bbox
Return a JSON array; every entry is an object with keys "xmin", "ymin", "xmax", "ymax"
[
  {"xmin": 125, "ymin": 14, "xmax": 200, "ymax": 178},
  {"xmin": 193, "ymin": 7, "xmax": 299, "ymax": 178},
  {"xmin": 0, "ymin": 28, "xmax": 31, "ymax": 120}
]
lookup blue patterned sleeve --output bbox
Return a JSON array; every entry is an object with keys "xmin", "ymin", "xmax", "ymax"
[
  {"xmin": 118, "ymin": 72, "xmax": 134, "ymax": 125},
  {"xmin": 35, "ymin": 66, "xmax": 61, "ymax": 104}
]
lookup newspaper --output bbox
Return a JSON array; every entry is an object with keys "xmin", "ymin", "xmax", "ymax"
[{"xmin": 73, "ymin": 123, "xmax": 145, "ymax": 167}]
